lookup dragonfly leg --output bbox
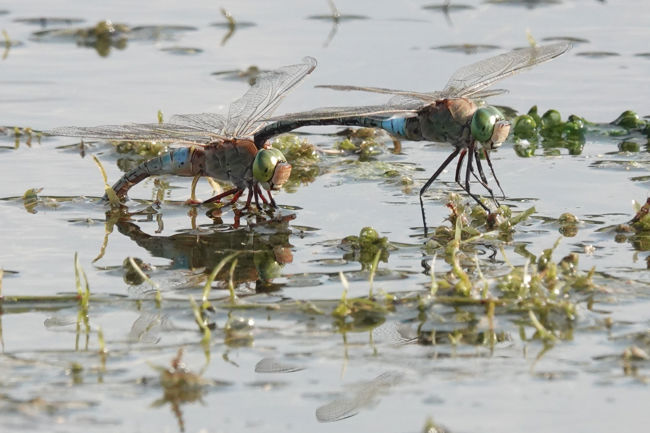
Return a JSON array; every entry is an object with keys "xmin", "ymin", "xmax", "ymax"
[
  {"xmin": 255, "ymin": 184, "xmax": 269, "ymax": 206},
  {"xmin": 266, "ymin": 190, "xmax": 277, "ymax": 208},
  {"xmin": 462, "ymin": 143, "xmax": 489, "ymax": 212},
  {"xmin": 245, "ymin": 188, "xmax": 254, "ymax": 208},
  {"xmin": 184, "ymin": 175, "xmax": 203, "ymax": 205},
  {"xmin": 203, "ymin": 187, "xmax": 241, "ymax": 205},
  {"xmin": 420, "ymin": 147, "xmax": 461, "ymax": 236},
  {"xmin": 482, "ymin": 149, "xmax": 505, "ymax": 199},
  {"xmin": 227, "ymin": 189, "xmax": 244, "ymax": 206},
  {"xmin": 472, "ymin": 151, "xmax": 499, "ymax": 207},
  {"xmin": 253, "ymin": 186, "xmax": 261, "ymax": 208},
  {"xmin": 454, "ymin": 149, "xmax": 467, "ymax": 184},
  {"xmin": 472, "ymin": 151, "xmax": 488, "ymax": 184}
]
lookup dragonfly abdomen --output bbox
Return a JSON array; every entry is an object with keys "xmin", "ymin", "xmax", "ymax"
[{"xmin": 109, "ymin": 146, "xmax": 206, "ymax": 198}]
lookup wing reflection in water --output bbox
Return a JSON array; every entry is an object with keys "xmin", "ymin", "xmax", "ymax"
[
  {"xmin": 115, "ymin": 215, "xmax": 294, "ymax": 293},
  {"xmin": 315, "ymin": 371, "xmax": 403, "ymax": 422}
]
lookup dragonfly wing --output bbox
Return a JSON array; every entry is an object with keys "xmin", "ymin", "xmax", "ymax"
[
  {"xmin": 441, "ymin": 41, "xmax": 571, "ymax": 98},
  {"xmin": 267, "ymin": 104, "xmax": 417, "ymax": 122},
  {"xmin": 47, "ymin": 123, "xmax": 215, "ymax": 144},
  {"xmin": 168, "ymin": 113, "xmax": 227, "ymax": 132},
  {"xmin": 385, "ymin": 94, "xmax": 443, "ymax": 110},
  {"xmin": 224, "ymin": 57, "xmax": 317, "ymax": 137},
  {"xmin": 316, "ymin": 84, "xmax": 436, "ymax": 101},
  {"xmin": 471, "ymin": 88, "xmax": 508, "ymax": 99}
]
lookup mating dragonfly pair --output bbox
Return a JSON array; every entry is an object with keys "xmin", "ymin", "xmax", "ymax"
[{"xmin": 49, "ymin": 42, "xmax": 570, "ymax": 231}]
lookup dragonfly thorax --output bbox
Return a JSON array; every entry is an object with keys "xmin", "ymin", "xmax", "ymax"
[
  {"xmin": 204, "ymin": 138, "xmax": 258, "ymax": 189},
  {"xmin": 417, "ymin": 99, "xmax": 476, "ymax": 146}
]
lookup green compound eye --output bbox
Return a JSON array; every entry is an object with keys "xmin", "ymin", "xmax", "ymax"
[
  {"xmin": 253, "ymin": 148, "xmax": 286, "ymax": 183},
  {"xmin": 471, "ymin": 106, "xmax": 505, "ymax": 143}
]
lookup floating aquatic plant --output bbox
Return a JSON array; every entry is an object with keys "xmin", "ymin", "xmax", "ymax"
[
  {"xmin": 332, "ymin": 271, "xmax": 393, "ymax": 334},
  {"xmin": 201, "ymin": 252, "xmax": 240, "ymax": 309},
  {"xmin": 340, "ymin": 226, "xmax": 393, "ymax": 270},
  {"xmin": 224, "ymin": 314, "xmax": 255, "ymax": 347},
  {"xmin": 92, "ymin": 155, "xmax": 119, "ymax": 206},
  {"xmin": 513, "ymin": 106, "xmax": 648, "ymax": 157}
]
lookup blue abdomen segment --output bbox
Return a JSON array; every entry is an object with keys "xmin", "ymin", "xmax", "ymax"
[
  {"xmin": 157, "ymin": 147, "xmax": 192, "ymax": 174},
  {"xmin": 347, "ymin": 116, "xmax": 409, "ymax": 138},
  {"xmin": 107, "ymin": 146, "xmax": 203, "ymax": 199},
  {"xmin": 378, "ymin": 117, "xmax": 407, "ymax": 138}
]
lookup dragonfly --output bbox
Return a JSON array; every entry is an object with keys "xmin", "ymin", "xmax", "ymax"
[
  {"xmin": 48, "ymin": 57, "xmax": 317, "ymax": 208},
  {"xmin": 255, "ymin": 42, "xmax": 571, "ymax": 233}
]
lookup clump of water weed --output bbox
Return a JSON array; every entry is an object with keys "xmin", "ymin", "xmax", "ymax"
[
  {"xmin": 332, "ymin": 272, "xmax": 393, "ymax": 334},
  {"xmin": 513, "ymin": 106, "xmax": 648, "ymax": 157},
  {"xmin": 335, "ymin": 127, "xmax": 388, "ymax": 160},
  {"xmin": 340, "ymin": 226, "xmax": 394, "ymax": 270},
  {"xmin": 420, "ymin": 197, "xmax": 596, "ymax": 341},
  {"xmin": 271, "ymin": 134, "xmax": 321, "ymax": 192},
  {"xmin": 425, "ymin": 193, "xmax": 535, "ymax": 250},
  {"xmin": 2, "ymin": 125, "xmax": 40, "ymax": 148},
  {"xmin": 512, "ymin": 106, "xmax": 587, "ymax": 155},
  {"xmin": 611, "ymin": 199, "xmax": 650, "ymax": 252},
  {"xmin": 272, "ymin": 134, "xmax": 319, "ymax": 163}
]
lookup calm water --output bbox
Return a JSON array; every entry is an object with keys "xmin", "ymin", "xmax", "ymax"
[{"xmin": 1, "ymin": 1, "xmax": 649, "ymax": 432}]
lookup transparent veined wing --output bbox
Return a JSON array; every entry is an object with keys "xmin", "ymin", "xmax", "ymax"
[
  {"xmin": 315, "ymin": 42, "xmax": 569, "ymax": 105},
  {"xmin": 47, "ymin": 122, "xmax": 221, "ymax": 144},
  {"xmin": 48, "ymin": 57, "xmax": 317, "ymax": 143},
  {"xmin": 267, "ymin": 103, "xmax": 417, "ymax": 123},
  {"xmin": 314, "ymin": 86, "xmax": 507, "ymax": 109},
  {"xmin": 266, "ymin": 90, "xmax": 507, "ymax": 122},
  {"xmin": 224, "ymin": 56, "xmax": 317, "ymax": 137},
  {"xmin": 315, "ymin": 84, "xmax": 438, "ymax": 102},
  {"xmin": 167, "ymin": 112, "xmax": 227, "ymax": 133},
  {"xmin": 441, "ymin": 41, "xmax": 571, "ymax": 98}
]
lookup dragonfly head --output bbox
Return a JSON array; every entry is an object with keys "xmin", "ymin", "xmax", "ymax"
[
  {"xmin": 470, "ymin": 106, "xmax": 510, "ymax": 150},
  {"xmin": 253, "ymin": 148, "xmax": 292, "ymax": 191}
]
